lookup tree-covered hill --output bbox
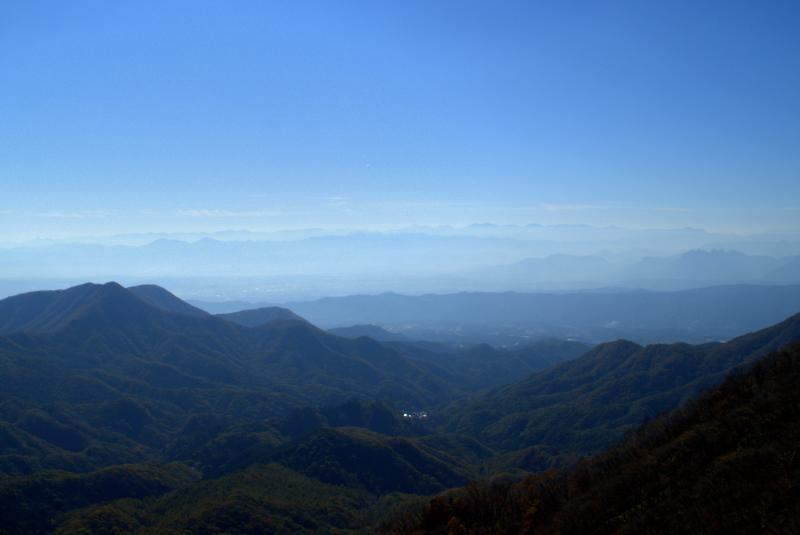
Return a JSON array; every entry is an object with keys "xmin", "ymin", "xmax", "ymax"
[
  {"xmin": 217, "ymin": 306, "xmax": 306, "ymax": 327},
  {"xmin": 393, "ymin": 338, "xmax": 589, "ymax": 391},
  {"xmin": 380, "ymin": 342, "xmax": 800, "ymax": 534},
  {"xmin": 444, "ymin": 312, "xmax": 800, "ymax": 467},
  {"xmin": 0, "ymin": 283, "xmax": 466, "ymax": 476},
  {"xmin": 127, "ymin": 284, "xmax": 210, "ymax": 318}
]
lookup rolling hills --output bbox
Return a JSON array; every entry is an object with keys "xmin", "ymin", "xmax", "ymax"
[
  {"xmin": 0, "ymin": 283, "xmax": 467, "ymax": 477},
  {"xmin": 444, "ymin": 311, "xmax": 800, "ymax": 467},
  {"xmin": 1, "ymin": 281, "xmax": 798, "ymax": 533}
]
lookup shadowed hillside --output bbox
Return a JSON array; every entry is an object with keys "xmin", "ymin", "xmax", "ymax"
[
  {"xmin": 445, "ymin": 312, "xmax": 800, "ymax": 468},
  {"xmin": 0, "ymin": 283, "xmax": 466, "ymax": 476},
  {"xmin": 1, "ymin": 283, "xmax": 798, "ymax": 533},
  {"xmin": 217, "ymin": 306, "xmax": 306, "ymax": 327},
  {"xmin": 127, "ymin": 284, "xmax": 209, "ymax": 318},
  {"xmin": 380, "ymin": 343, "xmax": 800, "ymax": 534}
]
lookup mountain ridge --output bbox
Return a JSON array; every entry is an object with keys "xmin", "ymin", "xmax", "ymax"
[
  {"xmin": 218, "ymin": 306, "xmax": 306, "ymax": 327},
  {"xmin": 444, "ymin": 311, "xmax": 800, "ymax": 459},
  {"xmin": 381, "ymin": 342, "xmax": 800, "ymax": 534},
  {"xmin": 1, "ymin": 282, "xmax": 799, "ymax": 533},
  {"xmin": 281, "ymin": 283, "xmax": 800, "ymax": 344}
]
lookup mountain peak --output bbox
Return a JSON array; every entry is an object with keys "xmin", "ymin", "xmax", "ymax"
[{"xmin": 0, "ymin": 282, "xmax": 194, "ymax": 335}]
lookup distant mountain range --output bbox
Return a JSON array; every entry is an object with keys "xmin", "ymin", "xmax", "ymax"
[
  {"xmin": 2, "ymin": 224, "xmax": 799, "ymax": 302},
  {"xmin": 475, "ymin": 248, "xmax": 800, "ymax": 290},
  {"xmin": 327, "ymin": 324, "xmax": 409, "ymax": 342},
  {"xmin": 273, "ymin": 283, "xmax": 800, "ymax": 344},
  {"xmin": 6, "ymin": 223, "xmax": 800, "ymax": 252}
]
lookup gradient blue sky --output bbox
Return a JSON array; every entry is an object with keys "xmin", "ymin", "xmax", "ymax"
[{"xmin": 2, "ymin": 1, "xmax": 799, "ymax": 240}]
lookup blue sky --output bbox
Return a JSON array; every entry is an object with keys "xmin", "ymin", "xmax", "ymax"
[{"xmin": 1, "ymin": 0, "xmax": 799, "ymax": 240}]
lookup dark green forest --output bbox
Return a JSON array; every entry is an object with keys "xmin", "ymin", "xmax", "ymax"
[
  {"xmin": 380, "ymin": 343, "xmax": 800, "ymax": 534},
  {"xmin": 0, "ymin": 283, "xmax": 798, "ymax": 533}
]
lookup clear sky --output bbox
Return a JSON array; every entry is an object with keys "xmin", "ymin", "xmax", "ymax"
[{"xmin": 2, "ymin": 0, "xmax": 799, "ymax": 240}]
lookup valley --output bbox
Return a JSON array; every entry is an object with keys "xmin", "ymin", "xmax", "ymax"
[{"xmin": 0, "ymin": 282, "xmax": 798, "ymax": 533}]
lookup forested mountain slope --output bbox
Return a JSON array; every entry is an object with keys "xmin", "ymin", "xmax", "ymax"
[
  {"xmin": 445, "ymin": 312, "xmax": 800, "ymax": 466},
  {"xmin": 1, "ymin": 283, "xmax": 798, "ymax": 533},
  {"xmin": 0, "ymin": 283, "xmax": 463, "ymax": 476},
  {"xmin": 381, "ymin": 343, "xmax": 800, "ymax": 534},
  {"xmin": 217, "ymin": 306, "xmax": 306, "ymax": 327}
]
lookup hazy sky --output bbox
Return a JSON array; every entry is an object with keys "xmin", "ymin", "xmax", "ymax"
[{"xmin": 2, "ymin": 1, "xmax": 799, "ymax": 240}]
